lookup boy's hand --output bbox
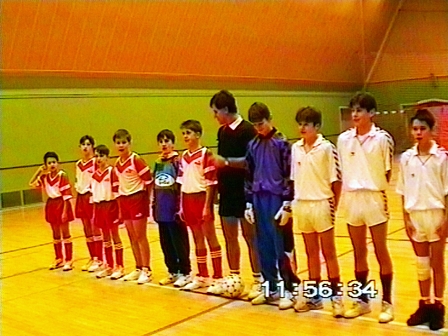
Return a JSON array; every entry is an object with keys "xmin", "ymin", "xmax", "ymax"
[
  {"xmin": 175, "ymin": 210, "xmax": 185, "ymax": 223},
  {"xmin": 404, "ymin": 215, "xmax": 416, "ymax": 239},
  {"xmin": 61, "ymin": 211, "xmax": 68, "ymax": 223},
  {"xmin": 39, "ymin": 165, "xmax": 48, "ymax": 174},
  {"xmin": 212, "ymin": 155, "xmax": 227, "ymax": 169},
  {"xmin": 275, "ymin": 201, "xmax": 292, "ymax": 226},
  {"xmin": 436, "ymin": 218, "xmax": 448, "ymax": 239},
  {"xmin": 244, "ymin": 203, "xmax": 255, "ymax": 225},
  {"xmin": 202, "ymin": 207, "xmax": 214, "ymax": 223}
]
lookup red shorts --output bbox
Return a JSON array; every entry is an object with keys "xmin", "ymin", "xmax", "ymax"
[
  {"xmin": 75, "ymin": 192, "xmax": 93, "ymax": 220},
  {"xmin": 94, "ymin": 200, "xmax": 119, "ymax": 230},
  {"xmin": 45, "ymin": 197, "xmax": 74, "ymax": 224},
  {"xmin": 182, "ymin": 192, "xmax": 210, "ymax": 227},
  {"xmin": 118, "ymin": 191, "xmax": 149, "ymax": 220}
]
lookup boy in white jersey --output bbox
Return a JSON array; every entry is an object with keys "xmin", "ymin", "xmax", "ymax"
[
  {"xmin": 337, "ymin": 92, "xmax": 394, "ymax": 322},
  {"xmin": 91, "ymin": 145, "xmax": 125, "ymax": 280},
  {"xmin": 291, "ymin": 107, "xmax": 344, "ymax": 317},
  {"xmin": 113, "ymin": 129, "xmax": 153, "ymax": 284},
  {"xmin": 177, "ymin": 120, "xmax": 223, "ymax": 292},
  {"xmin": 397, "ymin": 109, "xmax": 448, "ymax": 331},
  {"xmin": 29, "ymin": 152, "xmax": 74, "ymax": 271},
  {"xmin": 75, "ymin": 135, "xmax": 103, "ymax": 272}
]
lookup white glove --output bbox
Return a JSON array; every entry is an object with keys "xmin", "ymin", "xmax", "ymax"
[
  {"xmin": 244, "ymin": 203, "xmax": 255, "ymax": 225},
  {"xmin": 275, "ymin": 201, "xmax": 292, "ymax": 226}
]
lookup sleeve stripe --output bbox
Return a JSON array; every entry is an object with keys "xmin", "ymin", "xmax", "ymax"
[{"xmin": 138, "ymin": 166, "xmax": 150, "ymax": 176}]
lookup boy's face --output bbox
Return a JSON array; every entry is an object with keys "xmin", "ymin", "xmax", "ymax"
[
  {"xmin": 351, "ymin": 104, "xmax": 374, "ymax": 129},
  {"xmin": 80, "ymin": 140, "xmax": 94, "ymax": 155},
  {"xmin": 297, "ymin": 121, "xmax": 319, "ymax": 139},
  {"xmin": 114, "ymin": 137, "xmax": 130, "ymax": 156},
  {"xmin": 181, "ymin": 128, "xmax": 200, "ymax": 147},
  {"xmin": 95, "ymin": 151, "xmax": 108, "ymax": 166},
  {"xmin": 45, "ymin": 157, "xmax": 58, "ymax": 172},
  {"xmin": 411, "ymin": 119, "xmax": 432, "ymax": 144},
  {"xmin": 158, "ymin": 136, "xmax": 174, "ymax": 154},
  {"xmin": 252, "ymin": 118, "xmax": 272, "ymax": 136},
  {"xmin": 211, "ymin": 105, "xmax": 228, "ymax": 125}
]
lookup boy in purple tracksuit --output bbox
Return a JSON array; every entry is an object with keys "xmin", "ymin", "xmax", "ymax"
[{"xmin": 245, "ymin": 102, "xmax": 295, "ymax": 306}]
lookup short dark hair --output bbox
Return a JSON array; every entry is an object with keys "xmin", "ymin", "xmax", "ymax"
[
  {"xmin": 157, "ymin": 129, "xmax": 175, "ymax": 143},
  {"xmin": 248, "ymin": 102, "xmax": 271, "ymax": 123},
  {"xmin": 43, "ymin": 151, "xmax": 59, "ymax": 164},
  {"xmin": 95, "ymin": 144, "xmax": 110, "ymax": 156},
  {"xmin": 210, "ymin": 90, "xmax": 237, "ymax": 114},
  {"xmin": 79, "ymin": 135, "xmax": 95, "ymax": 146},
  {"xmin": 113, "ymin": 129, "xmax": 131, "ymax": 142},
  {"xmin": 410, "ymin": 109, "xmax": 436, "ymax": 130},
  {"xmin": 349, "ymin": 92, "xmax": 377, "ymax": 111},
  {"xmin": 295, "ymin": 106, "xmax": 322, "ymax": 126},
  {"xmin": 180, "ymin": 120, "xmax": 202, "ymax": 135}
]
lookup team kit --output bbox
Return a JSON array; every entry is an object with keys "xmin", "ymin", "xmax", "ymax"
[{"xmin": 29, "ymin": 91, "xmax": 448, "ymax": 331}]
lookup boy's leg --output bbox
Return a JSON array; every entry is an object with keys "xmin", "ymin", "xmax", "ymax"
[
  {"xmin": 320, "ymin": 228, "xmax": 340, "ymax": 286},
  {"xmin": 125, "ymin": 220, "xmax": 142, "ymax": 269},
  {"xmin": 279, "ymin": 220, "xmax": 300, "ymax": 291},
  {"xmin": 111, "ymin": 224, "xmax": 124, "ymax": 267},
  {"xmin": 50, "ymin": 222, "xmax": 63, "ymax": 267},
  {"xmin": 61, "ymin": 221, "xmax": 73, "ymax": 270},
  {"xmin": 82, "ymin": 218, "xmax": 95, "ymax": 269},
  {"xmin": 347, "ymin": 224, "xmax": 369, "ymax": 301},
  {"xmin": 158, "ymin": 221, "xmax": 178, "ymax": 274},
  {"xmin": 241, "ymin": 216, "xmax": 262, "ymax": 279},
  {"xmin": 203, "ymin": 219, "xmax": 223, "ymax": 280},
  {"xmin": 190, "ymin": 226, "xmax": 209, "ymax": 278},
  {"xmin": 220, "ymin": 216, "xmax": 240, "ymax": 274},
  {"xmin": 134, "ymin": 218, "xmax": 150, "ymax": 269},
  {"xmin": 102, "ymin": 227, "xmax": 114, "ymax": 268},
  {"xmin": 430, "ymin": 238, "xmax": 445, "ymax": 330},
  {"xmin": 92, "ymin": 222, "xmax": 103, "ymax": 264},
  {"xmin": 302, "ymin": 232, "xmax": 321, "ymax": 289},
  {"xmin": 171, "ymin": 219, "xmax": 191, "ymax": 275}
]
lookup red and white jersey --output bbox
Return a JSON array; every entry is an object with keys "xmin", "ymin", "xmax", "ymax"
[
  {"xmin": 177, "ymin": 147, "xmax": 217, "ymax": 194},
  {"xmin": 91, "ymin": 166, "xmax": 119, "ymax": 203},
  {"xmin": 397, "ymin": 141, "xmax": 448, "ymax": 211},
  {"xmin": 337, "ymin": 124, "xmax": 394, "ymax": 192},
  {"xmin": 75, "ymin": 157, "xmax": 96, "ymax": 194},
  {"xmin": 38, "ymin": 170, "xmax": 72, "ymax": 200},
  {"xmin": 114, "ymin": 152, "xmax": 152, "ymax": 196}
]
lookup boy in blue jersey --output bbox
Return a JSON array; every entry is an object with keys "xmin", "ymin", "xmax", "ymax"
[{"xmin": 153, "ymin": 129, "xmax": 192, "ymax": 287}]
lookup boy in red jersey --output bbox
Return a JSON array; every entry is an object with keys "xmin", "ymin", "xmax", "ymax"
[
  {"xmin": 29, "ymin": 152, "xmax": 75, "ymax": 271},
  {"xmin": 91, "ymin": 145, "xmax": 125, "ymax": 280},
  {"xmin": 75, "ymin": 135, "xmax": 103, "ymax": 272},
  {"xmin": 113, "ymin": 129, "xmax": 153, "ymax": 284}
]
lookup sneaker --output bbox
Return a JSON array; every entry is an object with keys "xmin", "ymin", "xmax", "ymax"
[
  {"xmin": 110, "ymin": 266, "xmax": 125, "ymax": 280},
  {"xmin": 159, "ymin": 273, "xmax": 178, "ymax": 286},
  {"xmin": 88, "ymin": 259, "xmax": 103, "ymax": 273},
  {"xmin": 123, "ymin": 269, "xmax": 142, "ymax": 281},
  {"xmin": 251, "ymin": 291, "xmax": 280, "ymax": 305},
  {"xmin": 248, "ymin": 279, "xmax": 263, "ymax": 300},
  {"xmin": 49, "ymin": 259, "xmax": 64, "ymax": 270},
  {"xmin": 344, "ymin": 299, "xmax": 371, "ymax": 318},
  {"xmin": 183, "ymin": 276, "xmax": 209, "ymax": 291},
  {"xmin": 82, "ymin": 259, "xmax": 94, "ymax": 271},
  {"xmin": 278, "ymin": 290, "xmax": 294, "ymax": 310},
  {"xmin": 174, "ymin": 274, "xmax": 193, "ymax": 288},
  {"xmin": 96, "ymin": 267, "xmax": 113, "ymax": 278},
  {"xmin": 294, "ymin": 297, "xmax": 324, "ymax": 312},
  {"xmin": 62, "ymin": 261, "xmax": 74, "ymax": 271},
  {"xmin": 137, "ymin": 268, "xmax": 152, "ymax": 284},
  {"xmin": 331, "ymin": 296, "xmax": 345, "ymax": 318},
  {"xmin": 207, "ymin": 278, "xmax": 225, "ymax": 295},
  {"xmin": 429, "ymin": 302, "xmax": 445, "ymax": 331},
  {"xmin": 407, "ymin": 300, "xmax": 430, "ymax": 326},
  {"xmin": 378, "ymin": 300, "xmax": 394, "ymax": 323}
]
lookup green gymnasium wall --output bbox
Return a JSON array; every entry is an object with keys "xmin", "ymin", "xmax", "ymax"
[{"xmin": 0, "ymin": 89, "xmax": 352, "ymax": 205}]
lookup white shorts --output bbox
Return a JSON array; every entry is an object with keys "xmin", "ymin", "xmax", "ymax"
[
  {"xmin": 409, "ymin": 209, "xmax": 445, "ymax": 243},
  {"xmin": 342, "ymin": 190, "xmax": 389, "ymax": 227},
  {"xmin": 292, "ymin": 199, "xmax": 335, "ymax": 233}
]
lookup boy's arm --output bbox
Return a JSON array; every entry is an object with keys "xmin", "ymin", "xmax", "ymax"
[
  {"xmin": 331, "ymin": 181, "xmax": 342, "ymax": 209},
  {"xmin": 244, "ymin": 144, "xmax": 255, "ymax": 205},
  {"xmin": 402, "ymin": 196, "xmax": 415, "ymax": 239},
  {"xmin": 213, "ymin": 155, "xmax": 247, "ymax": 169},
  {"xmin": 60, "ymin": 172, "xmax": 73, "ymax": 222},
  {"xmin": 29, "ymin": 165, "xmax": 46, "ymax": 188},
  {"xmin": 281, "ymin": 139, "xmax": 293, "ymax": 203},
  {"xmin": 383, "ymin": 133, "xmax": 394, "ymax": 183},
  {"xmin": 203, "ymin": 149, "xmax": 217, "ymax": 222},
  {"xmin": 329, "ymin": 144, "xmax": 342, "ymax": 208}
]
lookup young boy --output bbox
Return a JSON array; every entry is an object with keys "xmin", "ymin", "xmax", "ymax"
[
  {"xmin": 177, "ymin": 120, "xmax": 223, "ymax": 292},
  {"xmin": 209, "ymin": 90, "xmax": 262, "ymax": 298},
  {"xmin": 113, "ymin": 129, "xmax": 152, "ymax": 284},
  {"xmin": 337, "ymin": 92, "xmax": 394, "ymax": 323},
  {"xmin": 244, "ymin": 102, "xmax": 294, "ymax": 307},
  {"xmin": 29, "ymin": 152, "xmax": 74, "ymax": 271},
  {"xmin": 290, "ymin": 107, "xmax": 344, "ymax": 317},
  {"xmin": 153, "ymin": 129, "xmax": 192, "ymax": 287},
  {"xmin": 91, "ymin": 145, "xmax": 125, "ymax": 280},
  {"xmin": 75, "ymin": 135, "xmax": 103, "ymax": 272},
  {"xmin": 396, "ymin": 109, "xmax": 448, "ymax": 331}
]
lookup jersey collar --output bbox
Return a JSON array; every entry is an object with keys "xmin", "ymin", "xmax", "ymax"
[
  {"xmin": 410, "ymin": 140, "xmax": 439, "ymax": 156},
  {"xmin": 228, "ymin": 115, "xmax": 243, "ymax": 130}
]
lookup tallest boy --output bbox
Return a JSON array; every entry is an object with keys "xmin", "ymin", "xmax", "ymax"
[{"xmin": 210, "ymin": 90, "xmax": 262, "ymax": 298}]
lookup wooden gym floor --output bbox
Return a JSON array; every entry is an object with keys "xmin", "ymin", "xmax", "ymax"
[{"xmin": 1, "ymin": 164, "xmax": 447, "ymax": 336}]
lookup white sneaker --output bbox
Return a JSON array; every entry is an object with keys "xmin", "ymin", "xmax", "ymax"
[
  {"xmin": 248, "ymin": 279, "xmax": 263, "ymax": 300},
  {"xmin": 183, "ymin": 276, "xmax": 209, "ymax": 291},
  {"xmin": 62, "ymin": 261, "xmax": 73, "ymax": 272},
  {"xmin": 123, "ymin": 269, "xmax": 141, "ymax": 281},
  {"xmin": 137, "ymin": 268, "xmax": 152, "ymax": 284},
  {"xmin": 110, "ymin": 266, "xmax": 125, "ymax": 280},
  {"xmin": 159, "ymin": 273, "xmax": 178, "ymax": 286},
  {"xmin": 49, "ymin": 259, "xmax": 64, "ymax": 270},
  {"xmin": 207, "ymin": 278, "xmax": 225, "ymax": 295},
  {"xmin": 251, "ymin": 291, "xmax": 280, "ymax": 305},
  {"xmin": 96, "ymin": 267, "xmax": 113, "ymax": 278},
  {"xmin": 82, "ymin": 259, "xmax": 94, "ymax": 271},
  {"xmin": 331, "ymin": 296, "xmax": 345, "ymax": 318},
  {"xmin": 294, "ymin": 297, "xmax": 324, "ymax": 312},
  {"xmin": 344, "ymin": 299, "xmax": 371, "ymax": 318},
  {"xmin": 174, "ymin": 274, "xmax": 193, "ymax": 288},
  {"xmin": 88, "ymin": 259, "xmax": 103, "ymax": 273},
  {"xmin": 378, "ymin": 301, "xmax": 394, "ymax": 323},
  {"xmin": 278, "ymin": 290, "xmax": 294, "ymax": 310}
]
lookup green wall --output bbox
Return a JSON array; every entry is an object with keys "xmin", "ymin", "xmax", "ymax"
[{"xmin": 1, "ymin": 89, "xmax": 351, "ymax": 193}]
